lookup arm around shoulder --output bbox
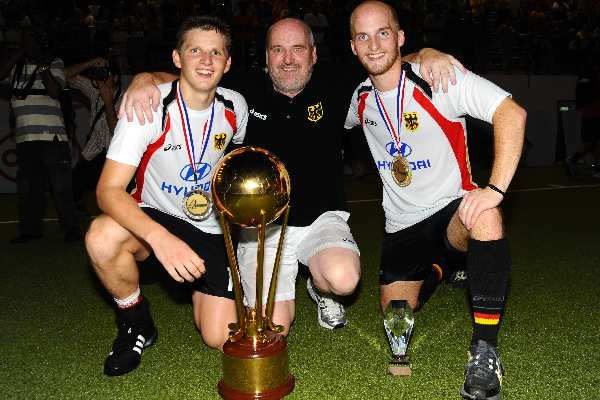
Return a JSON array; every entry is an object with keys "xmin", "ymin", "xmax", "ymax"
[{"xmin": 119, "ymin": 71, "xmax": 176, "ymax": 124}]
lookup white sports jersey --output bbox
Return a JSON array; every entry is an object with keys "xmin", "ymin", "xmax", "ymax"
[
  {"xmin": 345, "ymin": 63, "xmax": 509, "ymax": 233},
  {"xmin": 108, "ymin": 81, "xmax": 248, "ymax": 234}
]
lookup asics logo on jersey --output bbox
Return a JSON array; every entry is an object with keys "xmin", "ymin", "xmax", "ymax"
[
  {"xmin": 179, "ymin": 163, "xmax": 211, "ymax": 182},
  {"xmin": 364, "ymin": 118, "xmax": 377, "ymax": 126},
  {"xmin": 163, "ymin": 143, "xmax": 182, "ymax": 151},
  {"xmin": 249, "ymin": 108, "xmax": 268, "ymax": 121},
  {"xmin": 386, "ymin": 141, "xmax": 412, "ymax": 158}
]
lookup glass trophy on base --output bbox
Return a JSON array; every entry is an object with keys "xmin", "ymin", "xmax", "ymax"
[{"xmin": 383, "ymin": 299, "xmax": 414, "ymax": 376}]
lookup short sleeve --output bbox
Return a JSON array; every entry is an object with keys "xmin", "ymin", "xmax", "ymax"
[
  {"xmin": 107, "ymin": 107, "xmax": 162, "ymax": 166},
  {"xmin": 344, "ymin": 88, "xmax": 360, "ymax": 130},
  {"xmin": 433, "ymin": 67, "xmax": 511, "ymax": 124},
  {"xmin": 232, "ymin": 91, "xmax": 248, "ymax": 145}
]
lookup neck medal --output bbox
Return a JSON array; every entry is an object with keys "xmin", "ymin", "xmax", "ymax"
[
  {"xmin": 391, "ymin": 155, "xmax": 412, "ymax": 187},
  {"xmin": 182, "ymin": 189, "xmax": 213, "ymax": 221},
  {"xmin": 176, "ymin": 82, "xmax": 216, "ymax": 221}
]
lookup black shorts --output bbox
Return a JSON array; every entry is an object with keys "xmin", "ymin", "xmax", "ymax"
[
  {"xmin": 379, "ymin": 198, "xmax": 464, "ymax": 285},
  {"xmin": 140, "ymin": 207, "xmax": 234, "ymax": 299}
]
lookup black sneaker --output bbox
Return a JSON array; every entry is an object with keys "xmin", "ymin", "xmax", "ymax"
[
  {"xmin": 104, "ymin": 299, "xmax": 158, "ymax": 376},
  {"xmin": 460, "ymin": 340, "xmax": 504, "ymax": 400},
  {"xmin": 446, "ymin": 269, "xmax": 468, "ymax": 288}
]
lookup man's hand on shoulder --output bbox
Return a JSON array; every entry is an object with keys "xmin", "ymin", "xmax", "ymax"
[
  {"xmin": 118, "ymin": 72, "xmax": 163, "ymax": 125},
  {"xmin": 412, "ymin": 48, "xmax": 466, "ymax": 93},
  {"xmin": 145, "ymin": 228, "xmax": 206, "ymax": 283}
]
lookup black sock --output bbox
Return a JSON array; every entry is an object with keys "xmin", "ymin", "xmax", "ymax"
[
  {"xmin": 467, "ymin": 238, "xmax": 511, "ymax": 347},
  {"xmin": 116, "ymin": 297, "xmax": 154, "ymax": 328}
]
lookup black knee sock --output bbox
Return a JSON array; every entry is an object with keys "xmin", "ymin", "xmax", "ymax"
[{"xmin": 467, "ymin": 238, "xmax": 511, "ymax": 346}]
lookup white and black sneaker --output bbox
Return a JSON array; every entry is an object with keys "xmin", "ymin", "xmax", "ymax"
[
  {"xmin": 460, "ymin": 340, "xmax": 504, "ymax": 400},
  {"xmin": 446, "ymin": 269, "xmax": 468, "ymax": 288},
  {"xmin": 306, "ymin": 278, "xmax": 347, "ymax": 330},
  {"xmin": 104, "ymin": 299, "xmax": 158, "ymax": 376}
]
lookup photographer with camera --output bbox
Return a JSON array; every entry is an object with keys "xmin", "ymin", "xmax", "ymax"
[
  {"xmin": 66, "ymin": 56, "xmax": 122, "ymax": 208},
  {"xmin": 0, "ymin": 28, "xmax": 81, "ymax": 244}
]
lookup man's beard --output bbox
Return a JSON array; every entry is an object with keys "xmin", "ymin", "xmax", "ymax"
[
  {"xmin": 361, "ymin": 49, "xmax": 399, "ymax": 76},
  {"xmin": 269, "ymin": 64, "xmax": 313, "ymax": 95}
]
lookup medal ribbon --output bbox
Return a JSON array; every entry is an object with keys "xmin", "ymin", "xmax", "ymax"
[
  {"xmin": 175, "ymin": 82, "xmax": 215, "ymax": 183},
  {"xmin": 374, "ymin": 70, "xmax": 406, "ymax": 153}
]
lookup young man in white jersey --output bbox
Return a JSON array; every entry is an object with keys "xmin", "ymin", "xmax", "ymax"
[
  {"xmin": 85, "ymin": 16, "xmax": 248, "ymax": 376},
  {"xmin": 345, "ymin": 2, "xmax": 526, "ymax": 400}
]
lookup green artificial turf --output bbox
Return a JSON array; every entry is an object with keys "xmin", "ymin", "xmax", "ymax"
[{"xmin": 1, "ymin": 167, "xmax": 599, "ymax": 399}]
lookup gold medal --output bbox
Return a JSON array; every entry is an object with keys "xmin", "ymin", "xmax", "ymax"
[
  {"xmin": 182, "ymin": 189, "xmax": 213, "ymax": 221},
  {"xmin": 391, "ymin": 156, "xmax": 412, "ymax": 187}
]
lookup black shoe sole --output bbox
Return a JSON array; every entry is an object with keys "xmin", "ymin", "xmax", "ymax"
[{"xmin": 460, "ymin": 385, "xmax": 501, "ymax": 400}]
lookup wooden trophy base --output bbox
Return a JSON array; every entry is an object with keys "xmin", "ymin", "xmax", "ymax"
[{"xmin": 388, "ymin": 357, "xmax": 412, "ymax": 377}]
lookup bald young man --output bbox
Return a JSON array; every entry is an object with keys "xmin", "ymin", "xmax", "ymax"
[{"xmin": 345, "ymin": 2, "xmax": 526, "ymax": 399}]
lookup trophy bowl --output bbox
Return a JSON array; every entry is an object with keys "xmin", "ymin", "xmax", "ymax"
[
  {"xmin": 212, "ymin": 146, "xmax": 294, "ymax": 400},
  {"xmin": 212, "ymin": 146, "xmax": 291, "ymax": 228}
]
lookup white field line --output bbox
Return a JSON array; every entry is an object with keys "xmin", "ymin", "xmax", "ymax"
[{"xmin": 1, "ymin": 183, "xmax": 599, "ymax": 224}]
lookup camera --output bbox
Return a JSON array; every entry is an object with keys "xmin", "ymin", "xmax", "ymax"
[{"xmin": 84, "ymin": 66, "xmax": 111, "ymax": 82}]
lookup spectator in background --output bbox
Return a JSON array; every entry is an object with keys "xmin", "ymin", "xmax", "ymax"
[
  {"xmin": 66, "ymin": 56, "xmax": 122, "ymax": 209},
  {"xmin": 0, "ymin": 28, "xmax": 81, "ymax": 243},
  {"xmin": 303, "ymin": 0, "xmax": 330, "ymax": 59},
  {"xmin": 231, "ymin": 1, "xmax": 259, "ymax": 69},
  {"xmin": 568, "ymin": 63, "xmax": 600, "ymax": 177}
]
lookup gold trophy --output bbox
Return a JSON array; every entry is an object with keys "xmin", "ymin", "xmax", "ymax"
[{"xmin": 212, "ymin": 146, "xmax": 294, "ymax": 400}]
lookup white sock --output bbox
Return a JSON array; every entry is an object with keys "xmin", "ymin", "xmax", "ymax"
[{"xmin": 114, "ymin": 287, "xmax": 142, "ymax": 309}]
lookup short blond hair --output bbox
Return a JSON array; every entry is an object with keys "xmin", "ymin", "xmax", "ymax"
[{"xmin": 349, "ymin": 1, "xmax": 401, "ymax": 36}]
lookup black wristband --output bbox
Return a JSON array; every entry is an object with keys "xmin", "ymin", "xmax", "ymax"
[{"xmin": 487, "ymin": 184, "xmax": 505, "ymax": 196}]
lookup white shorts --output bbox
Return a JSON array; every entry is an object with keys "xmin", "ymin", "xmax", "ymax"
[{"xmin": 237, "ymin": 211, "xmax": 360, "ymax": 306}]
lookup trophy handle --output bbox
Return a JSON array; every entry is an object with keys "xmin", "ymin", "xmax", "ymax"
[
  {"xmin": 220, "ymin": 212, "xmax": 246, "ymax": 339},
  {"xmin": 255, "ymin": 210, "xmax": 267, "ymax": 334},
  {"xmin": 265, "ymin": 206, "xmax": 290, "ymax": 332}
]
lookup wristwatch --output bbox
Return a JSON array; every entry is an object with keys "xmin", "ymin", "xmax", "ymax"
[{"xmin": 38, "ymin": 65, "xmax": 51, "ymax": 73}]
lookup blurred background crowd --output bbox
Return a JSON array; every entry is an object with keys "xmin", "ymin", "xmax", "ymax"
[
  {"xmin": 0, "ymin": 0, "xmax": 599, "ymax": 75},
  {"xmin": 0, "ymin": 0, "xmax": 599, "ymax": 243}
]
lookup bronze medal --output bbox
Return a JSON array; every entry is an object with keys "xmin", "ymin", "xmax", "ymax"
[
  {"xmin": 391, "ymin": 156, "xmax": 412, "ymax": 187},
  {"xmin": 182, "ymin": 189, "xmax": 213, "ymax": 221}
]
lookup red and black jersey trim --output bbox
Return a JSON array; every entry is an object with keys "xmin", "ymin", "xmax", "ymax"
[
  {"xmin": 161, "ymin": 80, "xmax": 237, "ymax": 133},
  {"xmin": 161, "ymin": 79, "xmax": 179, "ymax": 131},
  {"xmin": 215, "ymin": 92, "xmax": 234, "ymax": 112},
  {"xmin": 402, "ymin": 62, "xmax": 432, "ymax": 99},
  {"xmin": 132, "ymin": 113, "xmax": 172, "ymax": 202},
  {"xmin": 356, "ymin": 84, "xmax": 372, "ymax": 125},
  {"xmin": 215, "ymin": 92, "xmax": 237, "ymax": 133}
]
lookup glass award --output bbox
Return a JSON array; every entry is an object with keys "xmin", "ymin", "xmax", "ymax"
[{"xmin": 383, "ymin": 299, "xmax": 414, "ymax": 376}]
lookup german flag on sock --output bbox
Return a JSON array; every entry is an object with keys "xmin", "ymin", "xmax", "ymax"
[{"xmin": 474, "ymin": 312, "xmax": 500, "ymax": 325}]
